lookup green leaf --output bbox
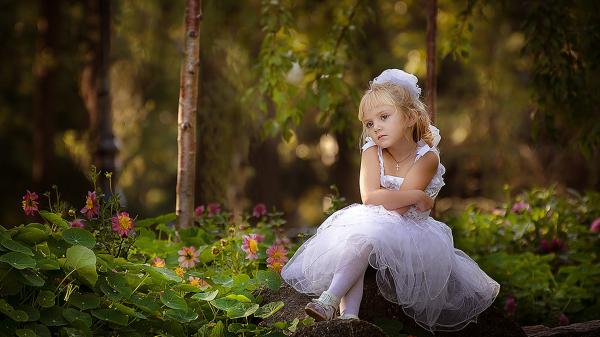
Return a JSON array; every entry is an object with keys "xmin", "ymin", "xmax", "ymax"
[
  {"xmin": 226, "ymin": 303, "xmax": 259, "ymax": 319},
  {"xmin": 160, "ymin": 289, "xmax": 187, "ymax": 310},
  {"xmin": 232, "ymin": 274, "xmax": 251, "ymax": 288},
  {"xmin": 112, "ymin": 302, "xmax": 147, "ymax": 319},
  {"xmin": 128, "ymin": 294, "xmax": 161, "ymax": 316},
  {"xmin": 69, "ymin": 293, "xmax": 100, "ymax": 310},
  {"xmin": 288, "ymin": 318, "xmax": 299, "ymax": 332},
  {"xmin": 16, "ymin": 305, "xmax": 40, "ymax": 321},
  {"xmin": 13, "ymin": 224, "xmax": 48, "ymax": 244},
  {"xmin": 254, "ymin": 301, "xmax": 284, "ymax": 318},
  {"xmin": 0, "ymin": 252, "xmax": 36, "ymax": 269},
  {"xmin": 164, "ymin": 308, "xmax": 199, "ymax": 323},
  {"xmin": 99, "ymin": 281, "xmax": 122, "ymax": 301},
  {"xmin": 62, "ymin": 228, "xmax": 96, "ymax": 249},
  {"xmin": 191, "ymin": 289, "xmax": 219, "ymax": 301},
  {"xmin": 61, "ymin": 327, "xmax": 91, "ymax": 337},
  {"xmin": 209, "ymin": 297, "xmax": 238, "ymax": 311},
  {"xmin": 64, "ymin": 245, "xmax": 97, "ymax": 286},
  {"xmin": 106, "ymin": 273, "xmax": 133, "ymax": 298},
  {"xmin": 47, "ymin": 237, "xmax": 69, "ymax": 257},
  {"xmin": 136, "ymin": 212, "xmax": 176, "ymax": 228},
  {"xmin": 0, "ymin": 298, "xmax": 29, "ymax": 322},
  {"xmin": 143, "ymin": 266, "xmax": 182, "ymax": 283},
  {"xmin": 29, "ymin": 324, "xmax": 51, "ymax": 337},
  {"xmin": 18, "ymin": 269, "xmax": 45, "ymax": 287},
  {"xmin": 39, "ymin": 211, "xmax": 69, "ymax": 229},
  {"xmin": 211, "ymin": 274, "xmax": 233, "ymax": 287},
  {"xmin": 91, "ymin": 309, "xmax": 128, "ymax": 326},
  {"xmin": 39, "ymin": 307, "xmax": 67, "ymax": 326},
  {"xmin": 37, "ymin": 290, "xmax": 55, "ymax": 308},
  {"xmin": 62, "ymin": 308, "xmax": 92, "ymax": 328},
  {"xmin": 225, "ymin": 294, "xmax": 251, "ymax": 303},
  {"xmin": 0, "ymin": 236, "xmax": 34, "ymax": 256},
  {"xmin": 15, "ymin": 329, "xmax": 36, "ymax": 337},
  {"xmin": 36, "ymin": 257, "xmax": 60, "ymax": 270},
  {"xmin": 210, "ymin": 321, "xmax": 224, "ymax": 337},
  {"xmin": 256, "ymin": 270, "xmax": 281, "ymax": 290}
]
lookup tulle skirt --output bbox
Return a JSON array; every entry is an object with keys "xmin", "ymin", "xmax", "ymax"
[{"xmin": 281, "ymin": 203, "xmax": 500, "ymax": 332}]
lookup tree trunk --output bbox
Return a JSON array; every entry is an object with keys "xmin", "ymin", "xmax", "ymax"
[
  {"xmin": 176, "ymin": 0, "xmax": 202, "ymax": 229},
  {"xmin": 425, "ymin": 0, "xmax": 437, "ymax": 123},
  {"xmin": 33, "ymin": 0, "xmax": 59, "ymax": 189},
  {"xmin": 80, "ymin": 0, "xmax": 118, "ymax": 196}
]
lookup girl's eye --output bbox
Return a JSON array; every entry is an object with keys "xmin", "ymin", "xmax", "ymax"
[
  {"xmin": 366, "ymin": 122, "xmax": 373, "ymax": 128},
  {"xmin": 381, "ymin": 114, "xmax": 389, "ymax": 120}
]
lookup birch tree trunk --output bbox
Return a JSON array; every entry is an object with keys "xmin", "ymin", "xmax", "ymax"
[
  {"xmin": 425, "ymin": 0, "xmax": 437, "ymax": 123},
  {"xmin": 176, "ymin": 0, "xmax": 202, "ymax": 229}
]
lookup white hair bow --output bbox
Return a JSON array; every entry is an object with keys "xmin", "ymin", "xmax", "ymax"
[{"xmin": 372, "ymin": 69, "xmax": 421, "ymax": 99}]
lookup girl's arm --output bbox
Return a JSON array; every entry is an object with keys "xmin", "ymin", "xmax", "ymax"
[
  {"xmin": 359, "ymin": 147, "xmax": 428, "ymax": 210},
  {"xmin": 393, "ymin": 151, "xmax": 440, "ymax": 213}
]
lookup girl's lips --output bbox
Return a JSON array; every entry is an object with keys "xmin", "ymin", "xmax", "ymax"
[{"xmin": 377, "ymin": 135, "xmax": 386, "ymax": 140}]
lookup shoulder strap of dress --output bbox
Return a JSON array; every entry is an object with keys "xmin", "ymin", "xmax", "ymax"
[
  {"xmin": 377, "ymin": 146, "xmax": 385, "ymax": 176},
  {"xmin": 414, "ymin": 141, "xmax": 438, "ymax": 162},
  {"xmin": 362, "ymin": 136, "xmax": 385, "ymax": 177}
]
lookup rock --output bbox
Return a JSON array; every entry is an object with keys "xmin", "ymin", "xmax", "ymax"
[
  {"xmin": 258, "ymin": 267, "xmax": 527, "ymax": 337},
  {"xmin": 522, "ymin": 320, "xmax": 600, "ymax": 337},
  {"xmin": 293, "ymin": 320, "xmax": 388, "ymax": 337}
]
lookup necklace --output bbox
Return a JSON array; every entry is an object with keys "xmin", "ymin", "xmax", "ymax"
[{"xmin": 386, "ymin": 146, "xmax": 416, "ymax": 171}]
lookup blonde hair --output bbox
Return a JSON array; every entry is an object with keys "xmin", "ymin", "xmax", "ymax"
[{"xmin": 357, "ymin": 82, "xmax": 433, "ymax": 150}]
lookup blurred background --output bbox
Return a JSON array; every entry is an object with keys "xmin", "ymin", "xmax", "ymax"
[{"xmin": 2, "ymin": 0, "xmax": 598, "ymax": 229}]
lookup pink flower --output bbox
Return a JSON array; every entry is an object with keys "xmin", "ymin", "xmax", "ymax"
[
  {"xmin": 111, "ymin": 212, "xmax": 135, "ymax": 238},
  {"xmin": 178, "ymin": 246, "xmax": 200, "ymax": 268},
  {"xmin": 511, "ymin": 201, "xmax": 530, "ymax": 214},
  {"xmin": 590, "ymin": 218, "xmax": 600, "ymax": 233},
  {"xmin": 69, "ymin": 219, "xmax": 86, "ymax": 228},
  {"xmin": 266, "ymin": 244, "xmax": 288, "ymax": 273},
  {"xmin": 207, "ymin": 203, "xmax": 221, "ymax": 217},
  {"xmin": 195, "ymin": 205, "xmax": 205, "ymax": 217},
  {"xmin": 152, "ymin": 257, "xmax": 165, "ymax": 268},
  {"xmin": 504, "ymin": 295, "xmax": 517, "ymax": 316},
  {"xmin": 275, "ymin": 235, "xmax": 291, "ymax": 247},
  {"xmin": 22, "ymin": 190, "xmax": 39, "ymax": 216},
  {"xmin": 252, "ymin": 203, "xmax": 267, "ymax": 218},
  {"xmin": 539, "ymin": 239, "xmax": 550, "ymax": 254},
  {"xmin": 266, "ymin": 244, "xmax": 288, "ymax": 264},
  {"xmin": 241, "ymin": 234, "xmax": 264, "ymax": 260},
  {"xmin": 80, "ymin": 191, "xmax": 100, "ymax": 219},
  {"xmin": 551, "ymin": 238, "xmax": 565, "ymax": 252},
  {"xmin": 558, "ymin": 313, "xmax": 569, "ymax": 326}
]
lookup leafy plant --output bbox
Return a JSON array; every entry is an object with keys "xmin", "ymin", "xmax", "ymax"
[{"xmin": 447, "ymin": 186, "xmax": 600, "ymax": 326}]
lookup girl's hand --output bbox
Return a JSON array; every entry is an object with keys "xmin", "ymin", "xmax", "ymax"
[
  {"xmin": 394, "ymin": 206, "xmax": 410, "ymax": 215},
  {"xmin": 415, "ymin": 192, "xmax": 434, "ymax": 211}
]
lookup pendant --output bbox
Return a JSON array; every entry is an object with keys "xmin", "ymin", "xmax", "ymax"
[{"xmin": 396, "ymin": 163, "xmax": 400, "ymax": 171}]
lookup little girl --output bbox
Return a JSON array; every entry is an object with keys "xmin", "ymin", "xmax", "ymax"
[{"xmin": 281, "ymin": 69, "xmax": 500, "ymax": 332}]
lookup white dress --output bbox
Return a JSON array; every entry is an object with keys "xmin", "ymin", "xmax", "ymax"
[{"xmin": 281, "ymin": 136, "xmax": 500, "ymax": 332}]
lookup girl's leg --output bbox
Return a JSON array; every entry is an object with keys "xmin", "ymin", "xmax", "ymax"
[
  {"xmin": 327, "ymin": 243, "xmax": 371, "ymax": 298},
  {"xmin": 339, "ymin": 271, "xmax": 365, "ymax": 318},
  {"xmin": 306, "ymin": 242, "xmax": 371, "ymax": 321}
]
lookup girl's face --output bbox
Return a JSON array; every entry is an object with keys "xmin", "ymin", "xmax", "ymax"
[{"xmin": 362, "ymin": 104, "xmax": 411, "ymax": 148}]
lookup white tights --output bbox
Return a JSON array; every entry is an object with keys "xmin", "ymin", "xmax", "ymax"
[{"xmin": 326, "ymin": 243, "xmax": 371, "ymax": 317}]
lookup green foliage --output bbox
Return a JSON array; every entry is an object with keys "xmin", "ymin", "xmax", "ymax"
[
  {"xmin": 245, "ymin": 0, "xmax": 369, "ymax": 141},
  {"xmin": 447, "ymin": 187, "xmax": 600, "ymax": 326},
  {"xmin": 449, "ymin": 0, "xmax": 600, "ymax": 154},
  {"xmin": 1, "ymin": 182, "xmax": 311, "ymax": 336}
]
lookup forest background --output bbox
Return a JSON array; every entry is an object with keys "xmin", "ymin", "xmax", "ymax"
[{"xmin": 1, "ymin": 0, "xmax": 598, "ymax": 230}]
